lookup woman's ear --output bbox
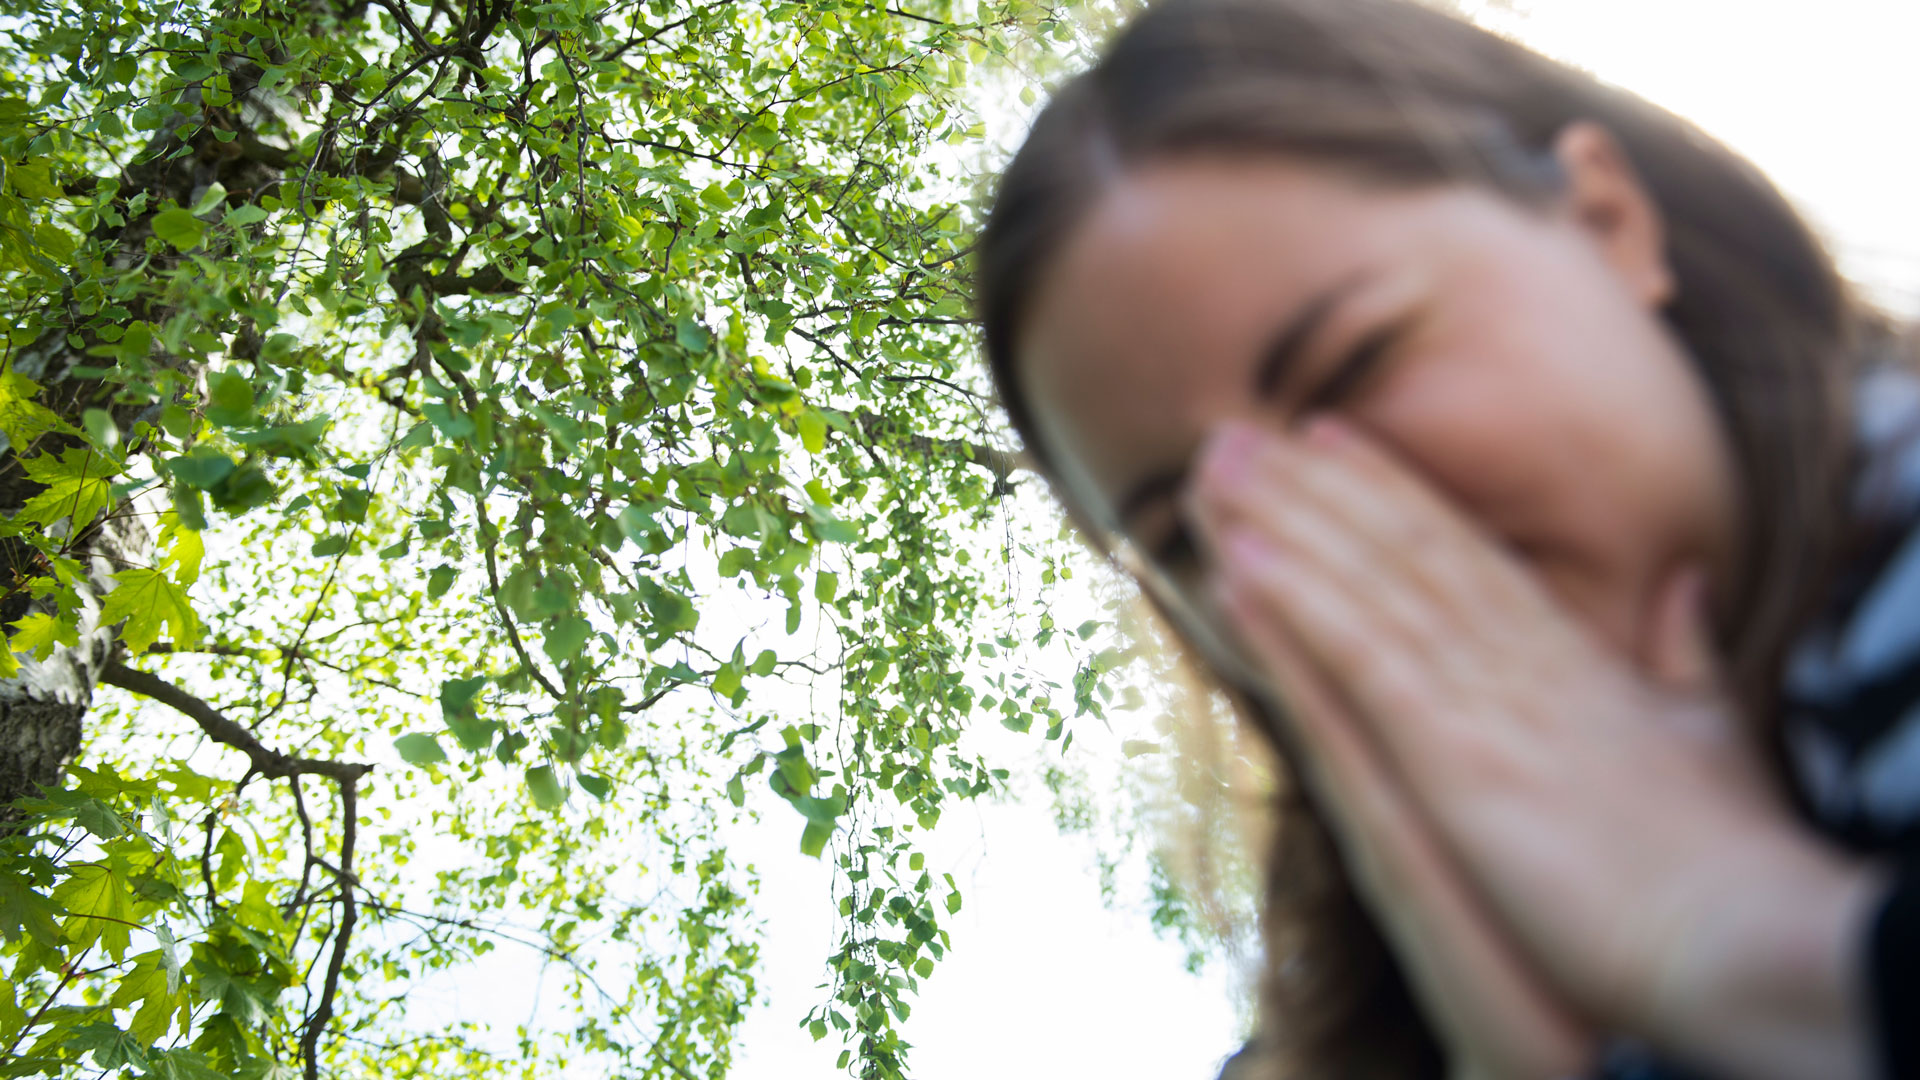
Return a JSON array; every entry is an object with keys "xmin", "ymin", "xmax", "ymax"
[{"xmin": 1552, "ymin": 121, "xmax": 1676, "ymax": 308}]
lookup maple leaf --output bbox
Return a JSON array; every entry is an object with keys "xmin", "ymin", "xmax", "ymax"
[
  {"xmin": 0, "ymin": 368, "xmax": 77, "ymax": 451},
  {"xmin": 51, "ymin": 859, "xmax": 138, "ymax": 960},
  {"xmin": 158, "ymin": 513, "xmax": 203, "ymax": 586},
  {"xmin": 9, "ymin": 610, "xmax": 76, "ymax": 662},
  {"xmin": 112, "ymin": 953, "xmax": 189, "ymax": 1044},
  {"xmin": 98, "ymin": 569, "xmax": 200, "ymax": 654},
  {"xmin": 17, "ymin": 447, "xmax": 117, "ymax": 530}
]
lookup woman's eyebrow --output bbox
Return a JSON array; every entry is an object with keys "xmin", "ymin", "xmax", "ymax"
[{"xmin": 1115, "ymin": 272, "xmax": 1373, "ymax": 526}]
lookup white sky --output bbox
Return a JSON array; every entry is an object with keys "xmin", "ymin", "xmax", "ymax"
[{"xmin": 724, "ymin": 4, "xmax": 1920, "ymax": 1079}]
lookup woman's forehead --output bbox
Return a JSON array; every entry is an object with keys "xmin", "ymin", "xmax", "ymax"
[{"xmin": 1012, "ymin": 161, "xmax": 1421, "ymax": 487}]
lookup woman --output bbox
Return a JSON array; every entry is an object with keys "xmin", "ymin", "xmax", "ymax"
[{"xmin": 974, "ymin": 0, "xmax": 1918, "ymax": 1077}]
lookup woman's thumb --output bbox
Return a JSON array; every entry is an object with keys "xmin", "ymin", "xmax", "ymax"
[{"xmin": 1644, "ymin": 564, "xmax": 1719, "ymax": 692}]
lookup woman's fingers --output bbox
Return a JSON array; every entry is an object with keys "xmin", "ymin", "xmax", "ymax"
[
  {"xmin": 1190, "ymin": 419, "xmax": 1566, "ymax": 662},
  {"xmin": 1641, "ymin": 565, "xmax": 1719, "ymax": 694},
  {"xmin": 1215, "ymin": 528, "xmax": 1452, "ymax": 736},
  {"xmin": 1216, "ymin": 580, "xmax": 1596, "ymax": 1079}
]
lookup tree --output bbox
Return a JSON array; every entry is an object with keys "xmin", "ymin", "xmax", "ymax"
[{"xmin": 0, "ymin": 0, "xmax": 1127, "ymax": 1076}]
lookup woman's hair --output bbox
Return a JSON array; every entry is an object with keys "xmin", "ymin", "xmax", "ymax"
[{"xmin": 975, "ymin": 0, "xmax": 1874, "ymax": 1075}]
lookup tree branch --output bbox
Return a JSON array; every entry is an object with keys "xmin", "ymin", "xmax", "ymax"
[
  {"xmin": 99, "ymin": 661, "xmax": 374, "ymax": 783},
  {"xmin": 850, "ymin": 409, "xmax": 1024, "ymax": 495},
  {"xmin": 300, "ymin": 776, "xmax": 359, "ymax": 1080}
]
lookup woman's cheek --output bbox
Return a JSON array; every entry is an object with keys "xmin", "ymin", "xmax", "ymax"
[{"xmin": 1344, "ymin": 354, "xmax": 1650, "ymax": 653}]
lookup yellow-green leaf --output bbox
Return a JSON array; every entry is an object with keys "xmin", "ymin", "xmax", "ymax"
[
  {"xmin": 9, "ymin": 611, "xmax": 75, "ymax": 662},
  {"xmin": 111, "ymin": 953, "xmax": 188, "ymax": 1043},
  {"xmin": 158, "ymin": 512, "xmax": 204, "ymax": 585},
  {"xmin": 150, "ymin": 207, "xmax": 205, "ymax": 252},
  {"xmin": 51, "ymin": 860, "xmax": 137, "ymax": 960},
  {"xmin": 98, "ymin": 568, "xmax": 200, "ymax": 654},
  {"xmin": 18, "ymin": 447, "xmax": 117, "ymax": 529},
  {"xmin": 0, "ymin": 367, "xmax": 77, "ymax": 450},
  {"xmin": 797, "ymin": 409, "xmax": 827, "ymax": 454},
  {"xmin": 0, "ymin": 975, "xmax": 25, "ymax": 1044}
]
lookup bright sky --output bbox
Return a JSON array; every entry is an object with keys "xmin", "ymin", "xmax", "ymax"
[{"xmin": 730, "ymin": 3, "xmax": 1920, "ymax": 1078}]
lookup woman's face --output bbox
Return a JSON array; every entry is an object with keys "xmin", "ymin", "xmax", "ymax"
[{"xmin": 1015, "ymin": 148, "xmax": 1741, "ymax": 659}]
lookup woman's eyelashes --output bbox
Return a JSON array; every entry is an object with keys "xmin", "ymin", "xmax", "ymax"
[
  {"xmin": 1295, "ymin": 319, "xmax": 1406, "ymax": 417},
  {"xmin": 1151, "ymin": 521, "xmax": 1199, "ymax": 570}
]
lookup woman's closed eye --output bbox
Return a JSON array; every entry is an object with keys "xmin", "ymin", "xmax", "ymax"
[{"xmin": 1296, "ymin": 318, "xmax": 1408, "ymax": 417}]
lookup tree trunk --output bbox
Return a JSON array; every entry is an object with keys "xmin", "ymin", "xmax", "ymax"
[{"xmin": 0, "ymin": 95, "xmax": 278, "ymax": 802}]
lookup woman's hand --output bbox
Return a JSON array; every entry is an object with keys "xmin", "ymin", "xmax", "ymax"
[
  {"xmin": 1185, "ymin": 417, "xmax": 1884, "ymax": 1080},
  {"xmin": 1215, "ymin": 549, "xmax": 1598, "ymax": 1080}
]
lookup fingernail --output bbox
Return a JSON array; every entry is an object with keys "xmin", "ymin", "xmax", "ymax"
[
  {"xmin": 1194, "ymin": 422, "xmax": 1277, "ymax": 500},
  {"xmin": 1302, "ymin": 414, "xmax": 1349, "ymax": 448},
  {"xmin": 1198, "ymin": 420, "xmax": 1259, "ymax": 488},
  {"xmin": 1222, "ymin": 527, "xmax": 1285, "ymax": 576}
]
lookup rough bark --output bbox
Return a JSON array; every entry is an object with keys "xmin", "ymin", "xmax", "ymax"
[{"xmin": 0, "ymin": 652, "xmax": 101, "ymax": 804}]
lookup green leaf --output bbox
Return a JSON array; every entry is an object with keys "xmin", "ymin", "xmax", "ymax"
[
  {"xmin": 113, "ymin": 954, "xmax": 185, "ymax": 1043},
  {"xmin": 223, "ymin": 204, "xmax": 269, "ymax": 228},
  {"xmin": 420, "ymin": 399, "xmax": 476, "ymax": 439},
  {"xmin": 150, "ymin": 207, "xmax": 206, "ymax": 252},
  {"xmin": 440, "ymin": 676, "xmax": 487, "ymax": 717},
  {"xmin": 0, "ymin": 976, "xmax": 26, "ymax": 1046},
  {"xmin": 440, "ymin": 675, "xmax": 494, "ymax": 751},
  {"xmin": 18, "ymin": 446, "xmax": 117, "ymax": 528},
  {"xmin": 149, "ymin": 1047, "xmax": 225, "ymax": 1080},
  {"xmin": 155, "ymin": 924, "xmax": 182, "ymax": 995},
  {"xmin": 158, "ymin": 514, "xmax": 204, "ymax": 586},
  {"xmin": 393, "ymin": 733, "xmax": 447, "ymax": 765},
  {"xmin": 81, "ymin": 407, "xmax": 120, "ymax": 450},
  {"xmin": 98, "ymin": 568, "xmax": 200, "ymax": 654},
  {"xmin": 799, "ymin": 820, "xmax": 832, "ymax": 858},
  {"xmin": 542, "ymin": 615, "xmax": 592, "ymax": 664},
  {"xmin": 334, "ymin": 487, "xmax": 370, "ymax": 523},
  {"xmin": 167, "ymin": 446, "xmax": 237, "ymax": 490},
  {"xmin": 9, "ymin": 611, "xmax": 76, "ymax": 662},
  {"xmin": 67, "ymin": 1022, "xmax": 149, "ymax": 1071},
  {"xmin": 796, "ymin": 409, "xmax": 827, "ymax": 454},
  {"xmin": 0, "ymin": 367, "xmax": 78, "ymax": 448},
  {"xmin": 0, "ymin": 870, "xmax": 62, "ymax": 948},
  {"xmin": 525, "ymin": 765, "xmax": 564, "ymax": 810},
  {"xmin": 230, "ymin": 415, "xmax": 328, "ymax": 458},
  {"xmin": 203, "ymin": 370, "xmax": 256, "ymax": 427},
  {"xmin": 52, "ymin": 860, "xmax": 137, "ymax": 959},
  {"xmin": 208, "ymin": 462, "xmax": 275, "ymax": 511},
  {"xmin": 71, "ymin": 798, "xmax": 126, "ymax": 840}
]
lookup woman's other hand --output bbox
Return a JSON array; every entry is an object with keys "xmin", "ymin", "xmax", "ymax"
[{"xmin": 1186, "ymin": 418, "xmax": 1883, "ymax": 1080}]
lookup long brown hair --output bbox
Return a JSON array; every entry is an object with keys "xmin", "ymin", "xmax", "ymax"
[{"xmin": 975, "ymin": 0, "xmax": 1866, "ymax": 1075}]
